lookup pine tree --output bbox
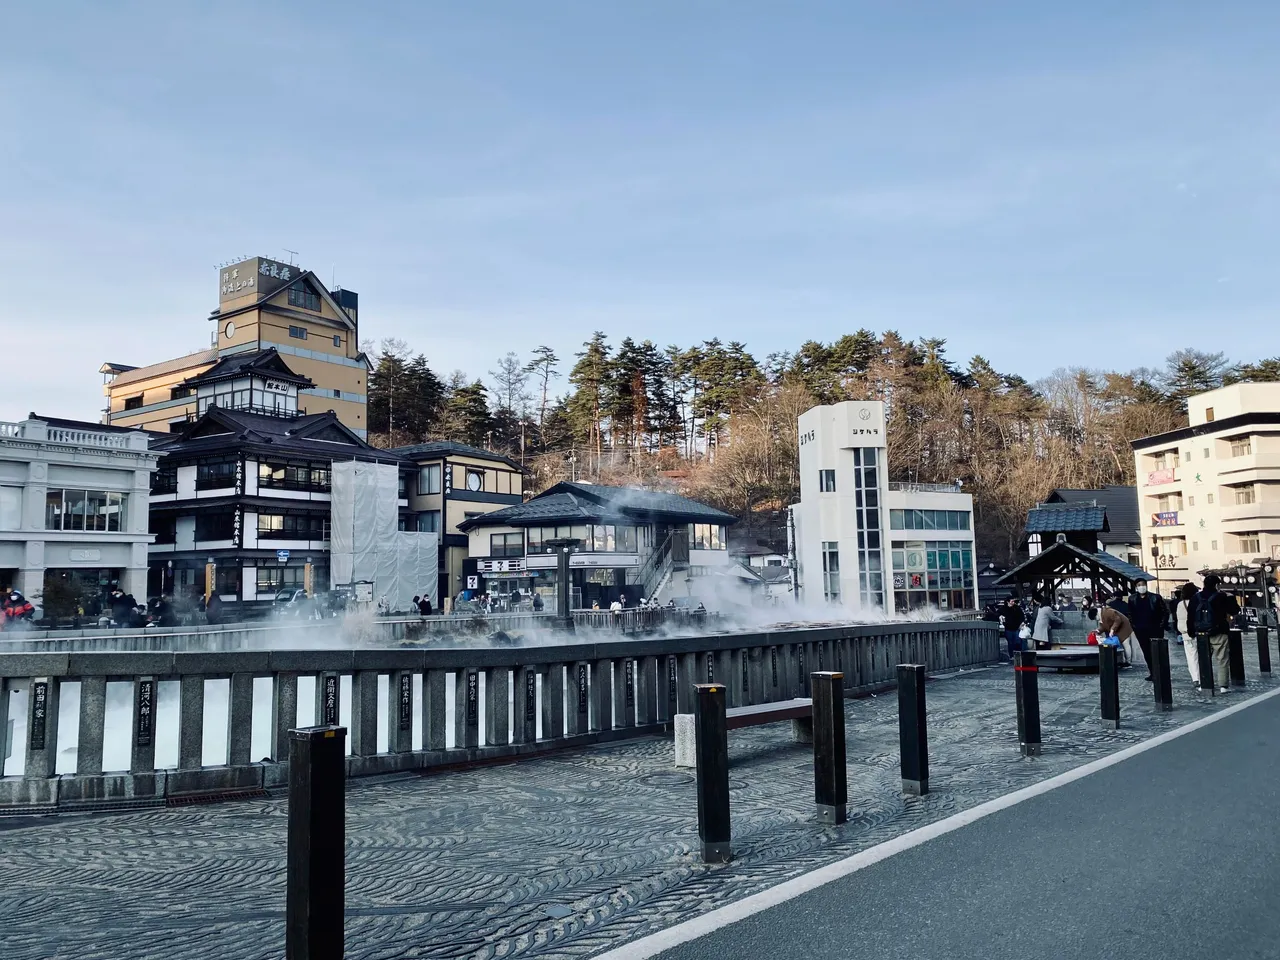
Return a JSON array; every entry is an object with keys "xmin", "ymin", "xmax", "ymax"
[{"xmin": 567, "ymin": 332, "xmax": 611, "ymax": 474}]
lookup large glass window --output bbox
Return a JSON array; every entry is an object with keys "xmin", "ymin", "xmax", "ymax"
[
  {"xmin": 0, "ymin": 486, "xmax": 20, "ymax": 530},
  {"xmin": 890, "ymin": 509, "xmax": 971, "ymax": 531},
  {"xmin": 418, "ymin": 463, "xmax": 441, "ymax": 495},
  {"xmin": 853, "ymin": 449, "xmax": 883, "ymax": 608},
  {"xmin": 689, "ymin": 524, "xmax": 726, "ymax": 550},
  {"xmin": 258, "ymin": 460, "xmax": 330, "ymax": 492},
  {"xmin": 490, "ymin": 532, "xmax": 523, "ymax": 558},
  {"xmin": 44, "ymin": 489, "xmax": 127, "ymax": 532},
  {"xmin": 151, "ymin": 463, "xmax": 178, "ymax": 494},
  {"xmin": 891, "ymin": 539, "xmax": 975, "ymax": 612},
  {"xmin": 417, "ymin": 511, "xmax": 440, "ymax": 533},
  {"xmin": 195, "ymin": 511, "xmax": 235, "ymax": 542},
  {"xmin": 288, "ymin": 282, "xmax": 321, "ymax": 312},
  {"xmin": 1231, "ymin": 437, "xmax": 1253, "ymax": 458},
  {"xmin": 196, "ymin": 456, "xmax": 238, "ymax": 490},
  {"xmin": 822, "ymin": 542, "xmax": 840, "ymax": 602},
  {"xmin": 257, "ymin": 513, "xmax": 325, "ymax": 540},
  {"xmin": 150, "ymin": 514, "xmax": 176, "ymax": 544},
  {"xmin": 257, "ymin": 566, "xmax": 304, "ymax": 593}
]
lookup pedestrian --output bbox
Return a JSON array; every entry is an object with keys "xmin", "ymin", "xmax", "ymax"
[
  {"xmin": 1188, "ymin": 574, "xmax": 1239, "ymax": 694},
  {"xmin": 1001, "ymin": 597, "xmax": 1024, "ymax": 660},
  {"xmin": 1175, "ymin": 582, "xmax": 1200, "ymax": 687},
  {"xmin": 205, "ymin": 592, "xmax": 223, "ymax": 625},
  {"xmin": 531, "ymin": 592, "xmax": 544, "ymax": 612},
  {"xmin": 1031, "ymin": 594, "xmax": 1053, "ymax": 648},
  {"xmin": 1097, "ymin": 594, "xmax": 1134, "ymax": 666},
  {"xmin": 417, "ymin": 593, "xmax": 432, "ymax": 616},
  {"xmin": 1127, "ymin": 576, "xmax": 1169, "ymax": 682}
]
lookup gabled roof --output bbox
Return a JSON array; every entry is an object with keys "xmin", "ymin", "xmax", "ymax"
[
  {"xmin": 152, "ymin": 407, "xmax": 411, "ymax": 465},
  {"xmin": 389, "ymin": 440, "xmax": 521, "ymax": 470},
  {"xmin": 458, "ymin": 481, "xmax": 736, "ymax": 531},
  {"xmin": 993, "ymin": 540, "xmax": 1150, "ymax": 589},
  {"xmin": 1045, "ymin": 486, "xmax": 1139, "ymax": 545},
  {"xmin": 1025, "ymin": 504, "xmax": 1109, "ymax": 534},
  {"xmin": 216, "ymin": 269, "xmax": 357, "ymax": 332},
  {"xmin": 183, "ymin": 347, "xmax": 313, "ymax": 389}
]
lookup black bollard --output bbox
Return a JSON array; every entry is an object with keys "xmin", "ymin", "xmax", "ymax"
[
  {"xmin": 1258, "ymin": 626, "xmax": 1272, "ymax": 674},
  {"xmin": 693, "ymin": 683, "xmax": 731, "ymax": 863},
  {"xmin": 287, "ymin": 725, "xmax": 347, "ymax": 960},
  {"xmin": 1014, "ymin": 650, "xmax": 1041, "ymax": 756},
  {"xmin": 1228, "ymin": 628, "xmax": 1246, "ymax": 687},
  {"xmin": 897, "ymin": 664, "xmax": 929, "ymax": 796},
  {"xmin": 811, "ymin": 671, "xmax": 847, "ymax": 823},
  {"xmin": 1196, "ymin": 635, "xmax": 1216, "ymax": 696},
  {"xmin": 1150, "ymin": 636, "xmax": 1173, "ymax": 711},
  {"xmin": 1098, "ymin": 643, "xmax": 1120, "ymax": 730}
]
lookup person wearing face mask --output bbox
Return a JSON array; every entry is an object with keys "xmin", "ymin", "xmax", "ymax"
[{"xmin": 1127, "ymin": 576, "xmax": 1169, "ymax": 682}]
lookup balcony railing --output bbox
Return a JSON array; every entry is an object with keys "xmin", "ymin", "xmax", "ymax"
[
  {"xmin": 0, "ymin": 419, "xmax": 145, "ymax": 451},
  {"xmin": 888, "ymin": 481, "xmax": 962, "ymax": 494}
]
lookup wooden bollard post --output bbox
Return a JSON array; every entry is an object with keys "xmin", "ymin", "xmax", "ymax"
[
  {"xmin": 1099, "ymin": 643, "xmax": 1120, "ymax": 730},
  {"xmin": 1196, "ymin": 635, "xmax": 1216, "ymax": 696},
  {"xmin": 1014, "ymin": 650, "xmax": 1041, "ymax": 756},
  {"xmin": 1228, "ymin": 628, "xmax": 1246, "ymax": 687},
  {"xmin": 1150, "ymin": 636, "xmax": 1173, "ymax": 711},
  {"xmin": 1257, "ymin": 626, "xmax": 1272, "ymax": 674},
  {"xmin": 287, "ymin": 725, "xmax": 346, "ymax": 960},
  {"xmin": 897, "ymin": 664, "xmax": 928, "ymax": 796},
  {"xmin": 693, "ymin": 683, "xmax": 730, "ymax": 863},
  {"xmin": 811, "ymin": 671, "xmax": 847, "ymax": 823}
]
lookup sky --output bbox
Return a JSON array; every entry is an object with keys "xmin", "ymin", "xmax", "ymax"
[{"xmin": 2, "ymin": 1, "xmax": 1279, "ymax": 421}]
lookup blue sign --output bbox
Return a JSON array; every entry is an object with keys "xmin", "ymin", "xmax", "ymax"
[{"xmin": 276, "ymin": 549, "xmax": 291, "ymax": 562}]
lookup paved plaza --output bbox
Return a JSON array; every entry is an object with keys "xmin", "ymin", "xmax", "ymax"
[{"xmin": 1, "ymin": 651, "xmax": 1273, "ymax": 960}]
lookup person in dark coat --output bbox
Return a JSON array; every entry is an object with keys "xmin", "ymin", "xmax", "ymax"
[
  {"xmin": 1001, "ymin": 597, "xmax": 1024, "ymax": 660},
  {"xmin": 1127, "ymin": 576, "xmax": 1170, "ymax": 682},
  {"xmin": 109, "ymin": 589, "xmax": 136, "ymax": 627},
  {"xmin": 417, "ymin": 594, "xmax": 433, "ymax": 616},
  {"xmin": 205, "ymin": 592, "xmax": 223, "ymax": 625}
]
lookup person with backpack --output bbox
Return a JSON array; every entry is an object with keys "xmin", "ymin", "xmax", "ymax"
[
  {"xmin": 1128, "ymin": 576, "xmax": 1170, "ymax": 682},
  {"xmin": 1175, "ymin": 582, "xmax": 1200, "ymax": 687},
  {"xmin": 1188, "ymin": 573, "xmax": 1240, "ymax": 694}
]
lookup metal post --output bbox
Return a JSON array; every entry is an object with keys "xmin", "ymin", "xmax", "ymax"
[
  {"xmin": 1228, "ymin": 628, "xmax": 1246, "ymax": 687},
  {"xmin": 811, "ymin": 671, "xmax": 847, "ymax": 823},
  {"xmin": 286, "ymin": 725, "xmax": 346, "ymax": 960},
  {"xmin": 897, "ymin": 664, "xmax": 928, "ymax": 796},
  {"xmin": 1257, "ymin": 626, "xmax": 1272, "ymax": 675},
  {"xmin": 1196, "ymin": 636, "xmax": 1215, "ymax": 696},
  {"xmin": 693, "ymin": 683, "xmax": 730, "ymax": 864},
  {"xmin": 1099, "ymin": 643, "xmax": 1120, "ymax": 730},
  {"xmin": 1150, "ymin": 636, "xmax": 1173, "ymax": 711},
  {"xmin": 1014, "ymin": 651, "xmax": 1041, "ymax": 756}
]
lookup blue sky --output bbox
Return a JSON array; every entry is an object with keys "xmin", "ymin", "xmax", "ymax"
[{"xmin": 2, "ymin": 1, "xmax": 1279, "ymax": 420}]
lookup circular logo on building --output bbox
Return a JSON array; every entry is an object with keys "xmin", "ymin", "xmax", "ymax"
[{"xmin": 858, "ymin": 408, "xmax": 872, "ymax": 421}]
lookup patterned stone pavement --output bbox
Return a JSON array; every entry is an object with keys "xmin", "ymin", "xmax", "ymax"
[{"xmin": 1, "ymin": 650, "xmax": 1273, "ymax": 960}]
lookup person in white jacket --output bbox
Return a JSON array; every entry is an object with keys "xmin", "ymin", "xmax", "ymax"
[
  {"xmin": 1175, "ymin": 582, "xmax": 1200, "ymax": 687},
  {"xmin": 1031, "ymin": 595, "xmax": 1053, "ymax": 647}
]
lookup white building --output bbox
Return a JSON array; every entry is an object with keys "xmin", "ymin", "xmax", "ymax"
[
  {"xmin": 1133, "ymin": 381, "xmax": 1280, "ymax": 587},
  {"xmin": 791, "ymin": 401, "xmax": 977, "ymax": 614},
  {"xmin": 0, "ymin": 416, "xmax": 156, "ymax": 612}
]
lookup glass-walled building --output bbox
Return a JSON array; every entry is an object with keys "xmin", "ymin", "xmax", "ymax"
[{"xmin": 791, "ymin": 401, "xmax": 978, "ymax": 614}]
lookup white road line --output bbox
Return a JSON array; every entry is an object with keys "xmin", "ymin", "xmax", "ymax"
[{"xmin": 593, "ymin": 683, "xmax": 1280, "ymax": 960}]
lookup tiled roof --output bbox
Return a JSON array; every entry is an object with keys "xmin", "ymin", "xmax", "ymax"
[
  {"xmin": 564, "ymin": 482, "xmax": 736, "ymax": 522},
  {"xmin": 1046, "ymin": 486, "xmax": 1139, "ymax": 545},
  {"xmin": 993, "ymin": 541, "xmax": 1151, "ymax": 587},
  {"xmin": 458, "ymin": 481, "xmax": 736, "ymax": 531},
  {"xmin": 108, "ymin": 348, "xmax": 218, "ymax": 388},
  {"xmin": 1025, "ymin": 504, "xmax": 1107, "ymax": 533},
  {"xmin": 389, "ymin": 440, "xmax": 521, "ymax": 470},
  {"xmin": 184, "ymin": 348, "xmax": 312, "ymax": 387}
]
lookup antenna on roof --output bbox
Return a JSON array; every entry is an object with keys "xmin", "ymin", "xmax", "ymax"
[{"xmin": 284, "ymin": 248, "xmax": 298, "ymax": 266}]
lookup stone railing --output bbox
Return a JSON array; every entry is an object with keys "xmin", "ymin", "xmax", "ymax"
[
  {"xmin": 0, "ymin": 418, "xmax": 148, "ymax": 451},
  {"xmin": 0, "ymin": 620, "xmax": 999, "ymax": 811},
  {"xmin": 0, "ymin": 421, "xmax": 21, "ymax": 438}
]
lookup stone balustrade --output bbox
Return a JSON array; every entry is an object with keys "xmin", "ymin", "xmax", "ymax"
[{"xmin": 0, "ymin": 620, "xmax": 998, "ymax": 811}]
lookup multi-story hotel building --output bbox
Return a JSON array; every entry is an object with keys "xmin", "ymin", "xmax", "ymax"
[
  {"xmin": 1133, "ymin": 382, "xmax": 1280, "ymax": 589},
  {"xmin": 791, "ymin": 400, "xmax": 978, "ymax": 614},
  {"xmin": 101, "ymin": 257, "xmax": 369, "ymax": 436}
]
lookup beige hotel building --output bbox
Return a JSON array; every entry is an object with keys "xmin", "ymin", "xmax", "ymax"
[
  {"xmin": 1134, "ymin": 382, "xmax": 1280, "ymax": 589},
  {"xmin": 101, "ymin": 257, "xmax": 370, "ymax": 436}
]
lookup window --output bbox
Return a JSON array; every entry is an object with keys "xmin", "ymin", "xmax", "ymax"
[
  {"xmin": 1193, "ymin": 542, "xmax": 1198, "ymax": 551},
  {"xmin": 123, "ymin": 395, "xmax": 143, "ymax": 411},
  {"xmin": 1238, "ymin": 535, "xmax": 1261, "ymax": 555},
  {"xmin": 822, "ymin": 542, "xmax": 841, "ymax": 602},
  {"xmin": 257, "ymin": 566, "xmax": 304, "ymax": 594},
  {"xmin": 0, "ymin": 486, "xmax": 21, "ymax": 530},
  {"xmin": 1211, "ymin": 540, "xmax": 1218, "ymax": 551},
  {"xmin": 44, "ymin": 489, "xmax": 126, "ymax": 532},
  {"xmin": 852, "ymin": 448, "xmax": 883, "ymax": 608},
  {"xmin": 819, "ymin": 469, "xmax": 836, "ymax": 492},
  {"xmin": 890, "ymin": 539, "xmax": 975, "ymax": 612},
  {"xmin": 1206, "ymin": 407, "xmax": 1215, "ymax": 422},
  {"xmin": 170, "ymin": 386, "xmax": 193, "ymax": 401},
  {"xmin": 417, "ymin": 511, "xmax": 440, "ymax": 533},
  {"xmin": 288, "ymin": 325, "xmax": 308, "ymax": 340},
  {"xmin": 1203, "ymin": 448, "xmax": 1210, "ymax": 459},
  {"xmin": 257, "ymin": 513, "xmax": 325, "ymax": 540},
  {"xmin": 216, "ymin": 566, "xmax": 241, "ymax": 597},
  {"xmin": 890, "ymin": 509, "xmax": 970, "ymax": 531},
  {"xmin": 490, "ymin": 532, "xmax": 523, "ymax": 558},
  {"xmin": 1231, "ymin": 437, "xmax": 1253, "ymax": 457},
  {"xmin": 333, "ymin": 335, "xmax": 341, "ymax": 348},
  {"xmin": 195, "ymin": 511, "xmax": 235, "ymax": 541},
  {"xmin": 258, "ymin": 460, "xmax": 330, "ymax": 492},
  {"xmin": 689, "ymin": 524, "xmax": 726, "ymax": 550},
  {"xmin": 418, "ymin": 464, "xmax": 441, "ymax": 495},
  {"xmin": 1188, "ymin": 496, "xmax": 1195, "ymax": 506},
  {"xmin": 149, "ymin": 514, "xmax": 176, "ymax": 544},
  {"xmin": 1207, "ymin": 494, "xmax": 1215, "ymax": 505},
  {"xmin": 466, "ymin": 469, "xmax": 484, "ymax": 492},
  {"xmin": 151, "ymin": 464, "xmax": 178, "ymax": 494},
  {"xmin": 1235, "ymin": 486, "xmax": 1256, "ymax": 505},
  {"xmin": 196, "ymin": 456, "xmax": 238, "ymax": 490},
  {"xmin": 288, "ymin": 282, "xmax": 321, "ymax": 312}
]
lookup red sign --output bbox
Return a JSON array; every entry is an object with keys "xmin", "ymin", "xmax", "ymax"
[{"xmin": 1147, "ymin": 468, "xmax": 1176, "ymax": 485}]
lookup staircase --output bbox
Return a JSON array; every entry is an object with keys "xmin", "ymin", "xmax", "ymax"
[{"xmin": 633, "ymin": 531, "xmax": 676, "ymax": 602}]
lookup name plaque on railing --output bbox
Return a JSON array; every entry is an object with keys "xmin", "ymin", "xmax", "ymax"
[
  {"xmin": 29, "ymin": 681, "xmax": 48, "ymax": 751},
  {"xmin": 771, "ymin": 648, "xmax": 778, "ymax": 687},
  {"xmin": 706, "ymin": 652, "xmax": 714, "ymax": 682},
  {"xmin": 525, "ymin": 671, "xmax": 537, "ymax": 723},
  {"xmin": 577, "ymin": 665, "xmax": 588, "ymax": 715},
  {"xmin": 625, "ymin": 660, "xmax": 635, "ymax": 707},
  {"xmin": 135, "ymin": 679, "xmax": 155, "ymax": 747},
  {"xmin": 467, "ymin": 670, "xmax": 478, "ymax": 721},
  {"xmin": 668, "ymin": 656, "xmax": 677, "ymax": 710},
  {"xmin": 399, "ymin": 674, "xmax": 412, "ymax": 731},
  {"xmin": 322, "ymin": 675, "xmax": 339, "ymax": 725}
]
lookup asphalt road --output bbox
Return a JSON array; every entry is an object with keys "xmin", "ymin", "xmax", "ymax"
[{"xmin": 650, "ymin": 692, "xmax": 1280, "ymax": 960}]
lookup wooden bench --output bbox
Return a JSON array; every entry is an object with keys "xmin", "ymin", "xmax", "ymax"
[{"xmin": 674, "ymin": 698, "xmax": 813, "ymax": 767}]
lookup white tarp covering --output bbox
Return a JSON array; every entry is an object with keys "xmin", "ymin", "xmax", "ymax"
[{"xmin": 330, "ymin": 460, "xmax": 437, "ymax": 611}]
